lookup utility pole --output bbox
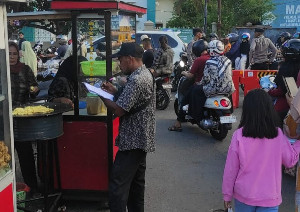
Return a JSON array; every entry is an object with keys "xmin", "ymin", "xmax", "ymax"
[
  {"xmin": 217, "ymin": 0, "xmax": 221, "ymax": 35},
  {"xmin": 204, "ymin": 0, "xmax": 208, "ymax": 33}
]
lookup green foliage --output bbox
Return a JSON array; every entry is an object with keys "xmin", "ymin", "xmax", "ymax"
[
  {"xmin": 167, "ymin": 0, "xmax": 274, "ymax": 35},
  {"xmin": 6, "ymin": 0, "xmax": 71, "ymax": 36}
]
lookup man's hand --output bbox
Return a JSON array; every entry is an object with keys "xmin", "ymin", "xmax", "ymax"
[
  {"xmin": 101, "ymin": 81, "xmax": 117, "ymax": 94},
  {"xmin": 224, "ymin": 200, "xmax": 232, "ymax": 209}
]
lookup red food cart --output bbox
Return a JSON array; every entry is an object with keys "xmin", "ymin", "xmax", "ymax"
[{"xmin": 49, "ymin": 0, "xmax": 146, "ymax": 202}]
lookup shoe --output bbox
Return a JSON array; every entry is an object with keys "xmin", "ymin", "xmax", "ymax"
[{"xmin": 168, "ymin": 125, "xmax": 182, "ymax": 132}]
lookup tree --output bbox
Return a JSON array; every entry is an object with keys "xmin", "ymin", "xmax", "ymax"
[
  {"xmin": 6, "ymin": 0, "xmax": 71, "ymax": 37},
  {"xmin": 167, "ymin": 0, "xmax": 274, "ymax": 36}
]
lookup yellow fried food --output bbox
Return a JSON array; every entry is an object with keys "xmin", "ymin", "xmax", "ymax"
[
  {"xmin": 0, "ymin": 162, "xmax": 8, "ymax": 169},
  {"xmin": 4, "ymin": 153, "xmax": 11, "ymax": 162},
  {"xmin": 13, "ymin": 106, "xmax": 54, "ymax": 116},
  {"xmin": 2, "ymin": 146, "xmax": 8, "ymax": 153},
  {"xmin": 0, "ymin": 155, "xmax": 4, "ymax": 163},
  {"xmin": 0, "ymin": 141, "xmax": 4, "ymax": 150}
]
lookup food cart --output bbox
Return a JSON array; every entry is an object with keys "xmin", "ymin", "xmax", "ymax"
[
  {"xmin": 49, "ymin": 0, "xmax": 146, "ymax": 202},
  {"xmin": 0, "ymin": 0, "xmax": 28, "ymax": 211}
]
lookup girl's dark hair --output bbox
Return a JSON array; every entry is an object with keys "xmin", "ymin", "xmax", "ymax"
[{"xmin": 239, "ymin": 89, "xmax": 280, "ymax": 139}]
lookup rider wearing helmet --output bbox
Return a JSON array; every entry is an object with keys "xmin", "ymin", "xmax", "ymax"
[
  {"xmin": 238, "ymin": 33, "xmax": 251, "ymax": 70},
  {"xmin": 275, "ymin": 32, "xmax": 291, "ymax": 63},
  {"xmin": 225, "ymin": 33, "xmax": 240, "ymax": 69},
  {"xmin": 293, "ymin": 32, "xmax": 300, "ymax": 39},
  {"xmin": 202, "ymin": 40, "xmax": 235, "ymax": 97},
  {"xmin": 268, "ymin": 39, "xmax": 300, "ymax": 125},
  {"xmin": 57, "ymin": 35, "xmax": 68, "ymax": 59},
  {"xmin": 168, "ymin": 39, "xmax": 210, "ymax": 132},
  {"xmin": 209, "ymin": 33, "xmax": 219, "ymax": 41}
]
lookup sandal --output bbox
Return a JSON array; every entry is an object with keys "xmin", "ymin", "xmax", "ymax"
[{"xmin": 168, "ymin": 125, "xmax": 182, "ymax": 132}]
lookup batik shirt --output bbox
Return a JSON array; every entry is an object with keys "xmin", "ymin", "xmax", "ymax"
[
  {"xmin": 10, "ymin": 65, "xmax": 38, "ymax": 106},
  {"xmin": 116, "ymin": 65, "xmax": 155, "ymax": 152}
]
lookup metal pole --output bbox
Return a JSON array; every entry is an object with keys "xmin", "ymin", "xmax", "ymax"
[
  {"xmin": 204, "ymin": 0, "xmax": 208, "ymax": 33},
  {"xmin": 217, "ymin": 0, "xmax": 221, "ymax": 35}
]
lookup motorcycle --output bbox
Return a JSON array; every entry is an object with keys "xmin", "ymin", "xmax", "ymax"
[
  {"xmin": 156, "ymin": 75, "xmax": 172, "ymax": 110},
  {"xmin": 174, "ymin": 77, "xmax": 236, "ymax": 140},
  {"xmin": 171, "ymin": 52, "xmax": 189, "ymax": 92}
]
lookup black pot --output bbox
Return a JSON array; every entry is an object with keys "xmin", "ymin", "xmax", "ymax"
[
  {"xmin": 13, "ymin": 113, "xmax": 63, "ymax": 142},
  {"xmin": 13, "ymin": 102, "xmax": 71, "ymax": 142}
]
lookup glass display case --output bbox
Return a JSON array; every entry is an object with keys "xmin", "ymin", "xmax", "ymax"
[
  {"xmin": 0, "ymin": 11, "xmax": 14, "ymax": 186},
  {"xmin": 69, "ymin": 12, "xmax": 136, "ymax": 117}
]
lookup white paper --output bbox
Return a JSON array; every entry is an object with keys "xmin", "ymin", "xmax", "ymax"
[{"xmin": 83, "ymin": 82, "xmax": 114, "ymax": 101}]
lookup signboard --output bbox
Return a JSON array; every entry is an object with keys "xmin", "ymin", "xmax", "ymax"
[{"xmin": 269, "ymin": 0, "xmax": 300, "ymax": 31}]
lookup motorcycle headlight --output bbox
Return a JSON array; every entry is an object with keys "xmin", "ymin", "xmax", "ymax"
[{"xmin": 179, "ymin": 61, "xmax": 185, "ymax": 68}]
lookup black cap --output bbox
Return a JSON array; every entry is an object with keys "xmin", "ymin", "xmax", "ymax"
[
  {"xmin": 255, "ymin": 28, "xmax": 264, "ymax": 33},
  {"xmin": 19, "ymin": 32, "xmax": 24, "ymax": 35},
  {"xmin": 111, "ymin": 42, "xmax": 144, "ymax": 58}
]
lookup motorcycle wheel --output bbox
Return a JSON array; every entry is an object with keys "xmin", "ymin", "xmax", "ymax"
[
  {"xmin": 174, "ymin": 99, "xmax": 179, "ymax": 116},
  {"xmin": 210, "ymin": 123, "xmax": 228, "ymax": 141},
  {"xmin": 156, "ymin": 88, "xmax": 170, "ymax": 110}
]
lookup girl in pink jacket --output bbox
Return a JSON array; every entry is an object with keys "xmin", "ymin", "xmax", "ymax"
[{"xmin": 222, "ymin": 89, "xmax": 300, "ymax": 211}]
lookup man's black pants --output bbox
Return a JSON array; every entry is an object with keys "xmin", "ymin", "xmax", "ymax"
[{"xmin": 109, "ymin": 149, "xmax": 147, "ymax": 212}]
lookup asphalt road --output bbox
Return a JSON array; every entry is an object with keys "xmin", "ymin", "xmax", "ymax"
[{"xmin": 16, "ymin": 91, "xmax": 296, "ymax": 212}]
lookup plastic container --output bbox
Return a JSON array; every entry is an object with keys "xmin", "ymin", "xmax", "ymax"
[
  {"xmin": 86, "ymin": 93, "xmax": 101, "ymax": 115},
  {"xmin": 80, "ymin": 61, "xmax": 116, "ymax": 76},
  {"xmin": 16, "ymin": 182, "xmax": 30, "ymax": 212}
]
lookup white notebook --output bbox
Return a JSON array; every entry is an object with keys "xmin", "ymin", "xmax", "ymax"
[{"xmin": 82, "ymin": 82, "xmax": 114, "ymax": 101}]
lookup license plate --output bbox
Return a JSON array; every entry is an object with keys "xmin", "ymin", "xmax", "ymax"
[
  {"xmin": 220, "ymin": 115, "xmax": 237, "ymax": 123},
  {"xmin": 162, "ymin": 84, "xmax": 172, "ymax": 89}
]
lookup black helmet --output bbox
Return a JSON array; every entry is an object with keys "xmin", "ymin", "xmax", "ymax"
[
  {"xmin": 279, "ymin": 32, "xmax": 291, "ymax": 41},
  {"xmin": 281, "ymin": 39, "xmax": 300, "ymax": 60},
  {"xmin": 226, "ymin": 33, "xmax": 239, "ymax": 43},
  {"xmin": 209, "ymin": 33, "xmax": 219, "ymax": 40},
  {"xmin": 192, "ymin": 39, "xmax": 208, "ymax": 57}
]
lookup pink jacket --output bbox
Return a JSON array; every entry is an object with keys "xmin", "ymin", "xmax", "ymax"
[{"xmin": 222, "ymin": 128, "xmax": 300, "ymax": 207}]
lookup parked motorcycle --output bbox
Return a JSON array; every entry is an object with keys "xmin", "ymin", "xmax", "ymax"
[
  {"xmin": 171, "ymin": 52, "xmax": 189, "ymax": 92},
  {"xmin": 156, "ymin": 75, "xmax": 171, "ymax": 110},
  {"xmin": 174, "ymin": 78, "xmax": 236, "ymax": 140}
]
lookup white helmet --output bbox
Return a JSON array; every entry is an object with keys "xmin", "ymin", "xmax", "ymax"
[{"xmin": 208, "ymin": 40, "xmax": 224, "ymax": 56}]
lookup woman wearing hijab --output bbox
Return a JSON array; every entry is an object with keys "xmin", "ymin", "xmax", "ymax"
[
  {"xmin": 9, "ymin": 41, "xmax": 39, "ymax": 195},
  {"xmin": 20, "ymin": 41, "xmax": 38, "ymax": 77},
  {"xmin": 48, "ymin": 55, "xmax": 87, "ymax": 107}
]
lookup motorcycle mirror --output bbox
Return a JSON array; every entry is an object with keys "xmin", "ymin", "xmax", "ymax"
[
  {"xmin": 54, "ymin": 52, "xmax": 58, "ymax": 56},
  {"xmin": 179, "ymin": 61, "xmax": 185, "ymax": 68}
]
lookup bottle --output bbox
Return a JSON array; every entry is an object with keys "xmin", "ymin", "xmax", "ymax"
[{"xmin": 86, "ymin": 93, "xmax": 101, "ymax": 115}]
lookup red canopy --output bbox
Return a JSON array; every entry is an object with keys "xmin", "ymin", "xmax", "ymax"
[{"xmin": 51, "ymin": 1, "xmax": 146, "ymax": 14}]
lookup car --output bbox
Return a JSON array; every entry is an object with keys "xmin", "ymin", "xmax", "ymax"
[
  {"xmin": 136, "ymin": 30, "xmax": 187, "ymax": 63},
  {"xmin": 86, "ymin": 31, "xmax": 186, "ymax": 63}
]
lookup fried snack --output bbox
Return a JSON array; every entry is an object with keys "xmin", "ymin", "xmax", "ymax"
[
  {"xmin": 4, "ymin": 153, "xmax": 11, "ymax": 162},
  {"xmin": 12, "ymin": 105, "xmax": 54, "ymax": 116},
  {"xmin": 0, "ymin": 152, "xmax": 3, "ymax": 158},
  {"xmin": 0, "ymin": 141, "xmax": 5, "ymax": 150},
  {"xmin": 0, "ymin": 155, "xmax": 4, "ymax": 163},
  {"xmin": 2, "ymin": 146, "xmax": 8, "ymax": 153},
  {"xmin": 0, "ymin": 162, "xmax": 8, "ymax": 169}
]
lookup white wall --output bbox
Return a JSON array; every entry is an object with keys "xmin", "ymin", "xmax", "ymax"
[
  {"xmin": 121, "ymin": 0, "xmax": 147, "ymax": 31},
  {"xmin": 155, "ymin": 0, "xmax": 175, "ymax": 28}
]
